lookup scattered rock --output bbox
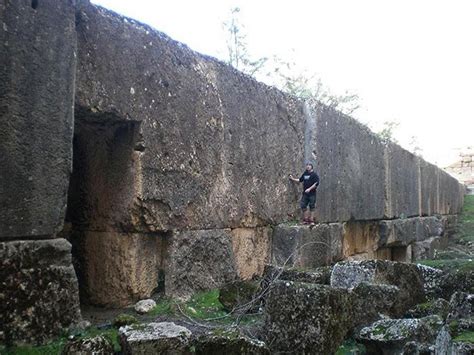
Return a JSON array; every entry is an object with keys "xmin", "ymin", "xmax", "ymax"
[
  {"xmin": 62, "ymin": 335, "xmax": 114, "ymax": 355},
  {"xmin": 119, "ymin": 322, "xmax": 192, "ymax": 354},
  {"xmin": 113, "ymin": 314, "xmax": 138, "ymax": 328},
  {"xmin": 416, "ymin": 264, "xmax": 444, "ymax": 299},
  {"xmin": 406, "ymin": 298, "xmax": 450, "ymax": 319},
  {"xmin": 134, "ymin": 299, "xmax": 156, "ymax": 314},
  {"xmin": 438, "ymin": 269, "xmax": 474, "ymax": 300},
  {"xmin": 193, "ymin": 329, "xmax": 269, "ymax": 354},
  {"xmin": 356, "ymin": 315, "xmax": 443, "ymax": 354},
  {"xmin": 264, "ymin": 281, "xmax": 352, "ymax": 354},
  {"xmin": 331, "ymin": 260, "xmax": 425, "ymax": 316},
  {"xmin": 218, "ymin": 280, "xmax": 261, "ymax": 313},
  {"xmin": 350, "ymin": 282, "xmax": 400, "ymax": 327},
  {"xmin": 447, "ymin": 292, "xmax": 474, "ymax": 322}
]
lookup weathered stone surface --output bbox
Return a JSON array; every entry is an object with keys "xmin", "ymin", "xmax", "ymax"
[
  {"xmin": 350, "ymin": 282, "xmax": 400, "ymax": 327},
  {"xmin": 384, "ymin": 143, "xmax": 420, "ymax": 219},
  {"xmin": 219, "ymin": 280, "xmax": 261, "ymax": 313},
  {"xmin": 447, "ymin": 292, "xmax": 474, "ymax": 322},
  {"xmin": 193, "ymin": 329, "xmax": 269, "ymax": 354},
  {"xmin": 62, "ymin": 335, "xmax": 114, "ymax": 355},
  {"xmin": 356, "ymin": 316, "xmax": 443, "ymax": 354},
  {"xmin": 378, "ymin": 218, "xmax": 420, "ymax": 248},
  {"xmin": 272, "ymin": 223, "xmax": 343, "ymax": 268},
  {"xmin": 438, "ymin": 269, "xmax": 474, "ymax": 300},
  {"xmin": 310, "ymin": 104, "xmax": 386, "ymax": 222},
  {"xmin": 0, "ymin": 0, "xmax": 76, "ymax": 238},
  {"xmin": 331, "ymin": 260, "xmax": 425, "ymax": 316},
  {"xmin": 419, "ymin": 159, "xmax": 439, "ymax": 216},
  {"xmin": 438, "ymin": 170, "xmax": 464, "ymax": 215},
  {"xmin": 75, "ymin": 2, "xmax": 304, "ymax": 232},
  {"xmin": 165, "ymin": 229, "xmax": 237, "ymax": 300},
  {"xmin": 0, "ymin": 239, "xmax": 81, "ymax": 345},
  {"xmin": 135, "ymin": 299, "xmax": 157, "ymax": 315},
  {"xmin": 231, "ymin": 227, "xmax": 271, "ymax": 280},
  {"xmin": 262, "ymin": 264, "xmax": 332, "ymax": 285},
  {"xmin": 119, "ymin": 322, "xmax": 192, "ymax": 354},
  {"xmin": 406, "ymin": 298, "xmax": 450, "ymax": 319},
  {"xmin": 264, "ymin": 281, "xmax": 352, "ymax": 354},
  {"xmin": 342, "ymin": 221, "xmax": 379, "ymax": 260},
  {"xmin": 72, "ymin": 231, "xmax": 164, "ymax": 307},
  {"xmin": 413, "ymin": 236, "xmax": 443, "ymax": 260},
  {"xmin": 417, "ymin": 264, "xmax": 444, "ymax": 298}
]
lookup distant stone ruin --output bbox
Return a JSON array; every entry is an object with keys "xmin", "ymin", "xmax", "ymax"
[
  {"xmin": 445, "ymin": 149, "xmax": 474, "ymax": 194},
  {"xmin": 0, "ymin": 0, "xmax": 465, "ymax": 345}
]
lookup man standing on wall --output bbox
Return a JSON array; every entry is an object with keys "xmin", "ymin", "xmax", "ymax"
[{"xmin": 289, "ymin": 163, "xmax": 320, "ymax": 225}]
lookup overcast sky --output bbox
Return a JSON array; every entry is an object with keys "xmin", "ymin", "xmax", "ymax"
[{"xmin": 91, "ymin": 0, "xmax": 473, "ymax": 167}]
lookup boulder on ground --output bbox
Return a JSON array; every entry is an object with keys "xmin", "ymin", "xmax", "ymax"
[
  {"xmin": 447, "ymin": 292, "xmax": 474, "ymax": 322},
  {"xmin": 406, "ymin": 298, "xmax": 450, "ymax": 319},
  {"xmin": 264, "ymin": 281, "xmax": 352, "ymax": 354},
  {"xmin": 416, "ymin": 264, "xmax": 444, "ymax": 299},
  {"xmin": 119, "ymin": 322, "xmax": 192, "ymax": 354},
  {"xmin": 193, "ymin": 329, "xmax": 269, "ymax": 355},
  {"xmin": 331, "ymin": 260, "xmax": 425, "ymax": 316},
  {"xmin": 218, "ymin": 280, "xmax": 261, "ymax": 313},
  {"xmin": 134, "ymin": 299, "xmax": 157, "ymax": 314},
  {"xmin": 438, "ymin": 269, "xmax": 474, "ymax": 300},
  {"xmin": 62, "ymin": 335, "xmax": 114, "ymax": 355},
  {"xmin": 356, "ymin": 315, "xmax": 443, "ymax": 354},
  {"xmin": 262, "ymin": 264, "xmax": 331, "ymax": 285},
  {"xmin": 350, "ymin": 282, "xmax": 400, "ymax": 327}
]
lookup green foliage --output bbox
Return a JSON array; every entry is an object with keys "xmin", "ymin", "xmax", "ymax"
[
  {"xmin": 149, "ymin": 298, "xmax": 175, "ymax": 316},
  {"xmin": 454, "ymin": 330, "xmax": 474, "ymax": 343},
  {"xmin": 335, "ymin": 338, "xmax": 367, "ymax": 354},
  {"xmin": 112, "ymin": 313, "xmax": 138, "ymax": 328},
  {"xmin": 376, "ymin": 120, "xmax": 399, "ymax": 144},
  {"xmin": 183, "ymin": 290, "xmax": 227, "ymax": 320}
]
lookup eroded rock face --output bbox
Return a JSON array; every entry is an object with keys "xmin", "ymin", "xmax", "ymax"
[
  {"xmin": 264, "ymin": 281, "xmax": 352, "ymax": 354},
  {"xmin": 0, "ymin": 0, "xmax": 76, "ymax": 239},
  {"xmin": 165, "ymin": 229, "xmax": 238, "ymax": 300},
  {"xmin": 218, "ymin": 280, "xmax": 261, "ymax": 313},
  {"xmin": 119, "ymin": 322, "xmax": 192, "ymax": 354},
  {"xmin": 331, "ymin": 260, "xmax": 425, "ymax": 316},
  {"xmin": 62, "ymin": 335, "xmax": 114, "ymax": 355},
  {"xmin": 262, "ymin": 264, "xmax": 332, "ymax": 285},
  {"xmin": 73, "ymin": 231, "xmax": 164, "ymax": 307},
  {"xmin": 447, "ymin": 292, "xmax": 474, "ymax": 322},
  {"xmin": 0, "ymin": 239, "xmax": 81, "ymax": 345}
]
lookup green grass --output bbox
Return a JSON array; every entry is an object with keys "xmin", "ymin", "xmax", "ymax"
[
  {"xmin": 417, "ymin": 258, "xmax": 474, "ymax": 272},
  {"xmin": 459, "ymin": 195, "xmax": 474, "ymax": 243},
  {"xmin": 1, "ymin": 328, "xmax": 120, "ymax": 355},
  {"xmin": 150, "ymin": 289, "xmax": 261, "ymax": 325},
  {"xmin": 454, "ymin": 330, "xmax": 474, "ymax": 343}
]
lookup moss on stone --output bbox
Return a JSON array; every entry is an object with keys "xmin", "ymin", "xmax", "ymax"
[
  {"xmin": 454, "ymin": 330, "xmax": 474, "ymax": 344},
  {"xmin": 112, "ymin": 313, "xmax": 138, "ymax": 328},
  {"xmin": 335, "ymin": 339, "xmax": 367, "ymax": 354}
]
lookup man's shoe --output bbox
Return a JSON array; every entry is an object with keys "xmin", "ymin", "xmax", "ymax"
[{"xmin": 302, "ymin": 218, "xmax": 310, "ymax": 225}]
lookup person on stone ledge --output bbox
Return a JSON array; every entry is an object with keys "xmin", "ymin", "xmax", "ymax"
[{"xmin": 289, "ymin": 163, "xmax": 320, "ymax": 225}]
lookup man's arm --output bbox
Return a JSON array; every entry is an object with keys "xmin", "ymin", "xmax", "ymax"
[
  {"xmin": 288, "ymin": 174, "xmax": 301, "ymax": 183},
  {"xmin": 305, "ymin": 182, "xmax": 318, "ymax": 193}
]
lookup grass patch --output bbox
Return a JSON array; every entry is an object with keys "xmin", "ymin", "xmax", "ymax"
[
  {"xmin": 335, "ymin": 338, "xmax": 367, "ymax": 354},
  {"xmin": 417, "ymin": 258, "xmax": 474, "ymax": 272},
  {"xmin": 149, "ymin": 298, "xmax": 175, "ymax": 316},
  {"xmin": 1, "ymin": 328, "xmax": 121, "ymax": 355},
  {"xmin": 454, "ymin": 330, "xmax": 474, "ymax": 344}
]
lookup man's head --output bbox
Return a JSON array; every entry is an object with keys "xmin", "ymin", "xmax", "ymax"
[{"xmin": 305, "ymin": 163, "xmax": 313, "ymax": 172}]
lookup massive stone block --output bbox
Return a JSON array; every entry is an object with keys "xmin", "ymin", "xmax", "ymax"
[
  {"xmin": 310, "ymin": 104, "xmax": 386, "ymax": 222},
  {"xmin": 72, "ymin": 231, "xmax": 164, "ymax": 307},
  {"xmin": 0, "ymin": 239, "xmax": 81, "ymax": 345},
  {"xmin": 74, "ymin": 3, "xmax": 304, "ymax": 232},
  {"xmin": 164, "ymin": 229, "xmax": 238, "ymax": 300},
  {"xmin": 265, "ymin": 281, "xmax": 352, "ymax": 354},
  {"xmin": 438, "ymin": 170, "xmax": 464, "ymax": 215},
  {"xmin": 231, "ymin": 227, "xmax": 271, "ymax": 280},
  {"xmin": 384, "ymin": 143, "xmax": 420, "ymax": 218},
  {"xmin": 419, "ymin": 159, "xmax": 439, "ymax": 216},
  {"xmin": 272, "ymin": 223, "xmax": 343, "ymax": 268},
  {"xmin": 0, "ymin": 0, "xmax": 77, "ymax": 238}
]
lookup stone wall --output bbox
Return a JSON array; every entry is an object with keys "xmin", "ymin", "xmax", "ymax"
[{"xmin": 0, "ymin": 0, "xmax": 466, "ymax": 344}]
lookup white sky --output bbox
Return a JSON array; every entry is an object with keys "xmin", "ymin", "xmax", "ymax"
[{"xmin": 91, "ymin": 0, "xmax": 473, "ymax": 167}]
